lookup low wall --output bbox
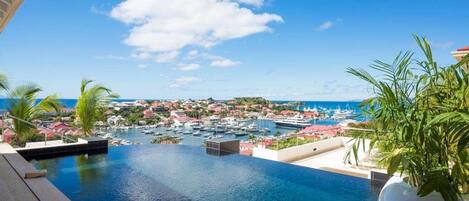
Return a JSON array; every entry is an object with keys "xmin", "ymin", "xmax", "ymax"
[
  {"xmin": 16, "ymin": 137, "xmax": 108, "ymax": 160},
  {"xmin": 253, "ymin": 137, "xmax": 345, "ymax": 162}
]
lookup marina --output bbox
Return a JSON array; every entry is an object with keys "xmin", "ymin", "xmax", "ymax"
[{"xmin": 97, "ymin": 115, "xmax": 354, "ymax": 147}]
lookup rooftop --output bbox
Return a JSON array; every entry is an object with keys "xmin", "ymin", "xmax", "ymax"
[{"xmin": 457, "ymin": 46, "xmax": 469, "ymax": 51}]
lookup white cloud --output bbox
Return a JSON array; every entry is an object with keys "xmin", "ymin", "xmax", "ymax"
[
  {"xmin": 236, "ymin": 0, "xmax": 264, "ymax": 7},
  {"xmin": 131, "ymin": 51, "xmax": 152, "ymax": 60},
  {"xmin": 316, "ymin": 18, "xmax": 342, "ymax": 32},
  {"xmin": 316, "ymin": 21, "xmax": 334, "ymax": 31},
  {"xmin": 177, "ymin": 63, "xmax": 200, "ymax": 71},
  {"xmin": 170, "ymin": 76, "xmax": 200, "ymax": 88},
  {"xmin": 90, "ymin": 5, "xmax": 108, "ymax": 16},
  {"xmin": 155, "ymin": 51, "xmax": 179, "ymax": 63},
  {"xmin": 188, "ymin": 50, "xmax": 199, "ymax": 57},
  {"xmin": 210, "ymin": 58, "xmax": 240, "ymax": 68},
  {"xmin": 110, "ymin": 0, "xmax": 282, "ymax": 63}
]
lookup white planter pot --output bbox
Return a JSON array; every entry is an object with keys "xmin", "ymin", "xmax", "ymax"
[{"xmin": 379, "ymin": 176, "xmax": 444, "ymax": 201}]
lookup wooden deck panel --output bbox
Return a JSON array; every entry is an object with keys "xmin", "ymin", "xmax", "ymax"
[{"xmin": 0, "ymin": 143, "xmax": 70, "ymax": 201}]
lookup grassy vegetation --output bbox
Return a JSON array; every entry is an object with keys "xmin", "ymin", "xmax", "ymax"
[
  {"xmin": 234, "ymin": 97, "xmax": 269, "ymax": 105},
  {"xmin": 151, "ymin": 136, "xmax": 181, "ymax": 144},
  {"xmin": 268, "ymin": 137, "xmax": 317, "ymax": 150}
]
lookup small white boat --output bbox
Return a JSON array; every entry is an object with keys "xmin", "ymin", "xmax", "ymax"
[
  {"xmin": 235, "ymin": 131, "xmax": 248, "ymax": 137},
  {"xmin": 193, "ymin": 131, "xmax": 201, "ymax": 136},
  {"xmin": 246, "ymin": 123, "xmax": 259, "ymax": 132},
  {"xmin": 153, "ymin": 132, "xmax": 163, "ymax": 136},
  {"xmin": 142, "ymin": 129, "xmax": 154, "ymax": 134},
  {"xmin": 104, "ymin": 133, "xmax": 113, "ymax": 139}
]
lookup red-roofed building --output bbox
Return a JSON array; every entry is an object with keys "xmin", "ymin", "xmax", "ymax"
[
  {"xmin": 457, "ymin": 46, "xmax": 469, "ymax": 51},
  {"xmin": 240, "ymin": 142, "xmax": 255, "ymax": 156},
  {"xmin": 143, "ymin": 109, "xmax": 155, "ymax": 119},
  {"xmin": 38, "ymin": 128, "xmax": 56, "ymax": 138},
  {"xmin": 452, "ymin": 46, "xmax": 469, "ymax": 72},
  {"xmin": 280, "ymin": 110, "xmax": 297, "ymax": 116},
  {"xmin": 298, "ymin": 125, "xmax": 343, "ymax": 138},
  {"xmin": 49, "ymin": 122, "xmax": 70, "ymax": 130},
  {"xmin": 303, "ymin": 111, "xmax": 318, "ymax": 119}
]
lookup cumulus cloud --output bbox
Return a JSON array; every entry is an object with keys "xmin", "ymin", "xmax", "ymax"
[
  {"xmin": 210, "ymin": 58, "xmax": 240, "ymax": 68},
  {"xmin": 110, "ymin": 0, "xmax": 282, "ymax": 64},
  {"xmin": 236, "ymin": 0, "xmax": 264, "ymax": 7},
  {"xmin": 154, "ymin": 51, "xmax": 179, "ymax": 63},
  {"xmin": 188, "ymin": 50, "xmax": 199, "ymax": 57},
  {"xmin": 170, "ymin": 76, "xmax": 200, "ymax": 88},
  {"xmin": 177, "ymin": 63, "xmax": 201, "ymax": 71}
]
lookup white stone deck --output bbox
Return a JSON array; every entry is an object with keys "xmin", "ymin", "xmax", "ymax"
[{"xmin": 291, "ymin": 146, "xmax": 377, "ymax": 178}]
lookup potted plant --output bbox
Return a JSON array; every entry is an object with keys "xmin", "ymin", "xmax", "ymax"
[{"xmin": 346, "ymin": 35, "xmax": 469, "ymax": 201}]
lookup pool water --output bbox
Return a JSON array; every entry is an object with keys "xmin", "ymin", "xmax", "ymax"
[{"xmin": 32, "ymin": 145, "xmax": 379, "ymax": 201}]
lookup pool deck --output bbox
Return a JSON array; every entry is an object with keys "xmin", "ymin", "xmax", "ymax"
[
  {"xmin": 291, "ymin": 146, "xmax": 385, "ymax": 179},
  {"xmin": 0, "ymin": 143, "xmax": 70, "ymax": 201}
]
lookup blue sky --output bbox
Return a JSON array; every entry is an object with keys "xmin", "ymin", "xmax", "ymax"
[{"xmin": 0, "ymin": 0, "xmax": 468, "ymax": 101}]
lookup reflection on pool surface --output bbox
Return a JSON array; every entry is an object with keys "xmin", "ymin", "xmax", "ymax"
[{"xmin": 32, "ymin": 145, "xmax": 379, "ymax": 201}]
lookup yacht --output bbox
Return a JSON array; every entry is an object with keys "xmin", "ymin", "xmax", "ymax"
[
  {"xmin": 246, "ymin": 123, "xmax": 259, "ymax": 132},
  {"xmin": 331, "ymin": 109, "xmax": 354, "ymax": 120},
  {"xmin": 274, "ymin": 115, "xmax": 312, "ymax": 128},
  {"xmin": 192, "ymin": 131, "xmax": 201, "ymax": 136},
  {"xmin": 142, "ymin": 129, "xmax": 154, "ymax": 134},
  {"xmin": 235, "ymin": 131, "xmax": 248, "ymax": 137}
]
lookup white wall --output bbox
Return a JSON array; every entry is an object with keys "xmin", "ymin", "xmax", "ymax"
[{"xmin": 253, "ymin": 137, "xmax": 345, "ymax": 162}]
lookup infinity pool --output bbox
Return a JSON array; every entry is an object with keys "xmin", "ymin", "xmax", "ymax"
[{"xmin": 31, "ymin": 145, "xmax": 379, "ymax": 201}]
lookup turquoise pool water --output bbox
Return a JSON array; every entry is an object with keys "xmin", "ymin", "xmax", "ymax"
[{"xmin": 32, "ymin": 145, "xmax": 379, "ymax": 201}]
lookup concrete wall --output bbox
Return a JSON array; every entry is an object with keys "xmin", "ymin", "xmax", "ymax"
[{"xmin": 253, "ymin": 137, "xmax": 345, "ymax": 162}]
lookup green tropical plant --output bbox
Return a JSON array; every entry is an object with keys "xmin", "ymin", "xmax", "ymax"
[
  {"xmin": 151, "ymin": 136, "xmax": 181, "ymax": 144},
  {"xmin": 346, "ymin": 35, "xmax": 469, "ymax": 201},
  {"xmin": 8, "ymin": 84, "xmax": 62, "ymax": 145},
  {"xmin": 76, "ymin": 79, "xmax": 118, "ymax": 136},
  {"xmin": 248, "ymin": 134, "xmax": 257, "ymax": 143},
  {"xmin": 268, "ymin": 136, "xmax": 316, "ymax": 150}
]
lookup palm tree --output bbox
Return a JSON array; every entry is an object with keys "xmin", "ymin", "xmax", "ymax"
[
  {"xmin": 76, "ymin": 79, "xmax": 118, "ymax": 136},
  {"xmin": 346, "ymin": 35, "xmax": 469, "ymax": 201},
  {"xmin": 0, "ymin": 72, "xmax": 8, "ymax": 91},
  {"xmin": 8, "ymin": 84, "xmax": 62, "ymax": 145}
]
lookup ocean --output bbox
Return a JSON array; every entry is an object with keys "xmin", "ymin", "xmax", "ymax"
[{"xmin": 0, "ymin": 99, "xmax": 362, "ymax": 110}]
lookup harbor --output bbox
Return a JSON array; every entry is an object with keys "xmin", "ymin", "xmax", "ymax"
[{"xmin": 96, "ymin": 107, "xmax": 360, "ymax": 147}]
